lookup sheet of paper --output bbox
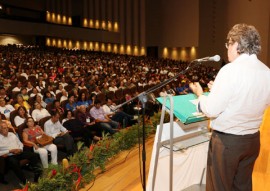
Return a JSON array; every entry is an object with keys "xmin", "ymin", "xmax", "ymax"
[
  {"xmin": 192, "ymin": 112, "xmax": 205, "ymax": 117},
  {"xmin": 189, "ymin": 99, "xmax": 199, "ymax": 105}
]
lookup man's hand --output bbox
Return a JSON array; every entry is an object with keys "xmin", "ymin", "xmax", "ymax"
[
  {"xmin": 58, "ymin": 131, "xmax": 69, "ymax": 137},
  {"xmin": 189, "ymin": 82, "xmax": 203, "ymax": 97},
  {"xmin": 9, "ymin": 149, "xmax": 22, "ymax": 155},
  {"xmin": 86, "ymin": 121, "xmax": 95, "ymax": 126}
]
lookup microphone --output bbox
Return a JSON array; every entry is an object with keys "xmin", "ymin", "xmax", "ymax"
[{"xmin": 195, "ymin": 55, "xmax": 220, "ymax": 62}]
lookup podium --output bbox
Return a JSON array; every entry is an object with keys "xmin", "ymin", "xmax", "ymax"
[{"xmin": 147, "ymin": 94, "xmax": 210, "ymax": 191}]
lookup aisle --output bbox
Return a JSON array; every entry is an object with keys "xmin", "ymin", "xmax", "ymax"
[{"xmin": 80, "ymin": 135, "xmax": 155, "ymax": 191}]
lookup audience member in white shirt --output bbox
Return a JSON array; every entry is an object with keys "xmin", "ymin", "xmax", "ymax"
[
  {"xmin": 0, "ymin": 98, "xmax": 15, "ymax": 119},
  {"xmin": 31, "ymin": 102, "xmax": 51, "ymax": 122}
]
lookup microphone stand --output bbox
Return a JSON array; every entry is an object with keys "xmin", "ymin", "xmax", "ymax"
[{"xmin": 113, "ymin": 59, "xmax": 203, "ymax": 191}]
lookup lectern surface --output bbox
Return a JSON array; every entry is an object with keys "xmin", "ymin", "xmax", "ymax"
[{"xmin": 157, "ymin": 93, "xmax": 209, "ymax": 124}]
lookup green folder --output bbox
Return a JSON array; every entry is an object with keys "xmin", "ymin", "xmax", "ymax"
[{"xmin": 156, "ymin": 93, "xmax": 209, "ymax": 124}]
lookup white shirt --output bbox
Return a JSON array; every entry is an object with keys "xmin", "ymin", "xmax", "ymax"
[
  {"xmin": 60, "ymin": 96, "xmax": 68, "ymax": 103},
  {"xmin": 199, "ymin": 54, "xmax": 270, "ymax": 135},
  {"xmin": 31, "ymin": 108, "xmax": 51, "ymax": 122},
  {"xmin": 159, "ymin": 91, "xmax": 168, "ymax": 97},
  {"xmin": 12, "ymin": 87, "xmax": 21, "ymax": 92},
  {"xmin": 0, "ymin": 132, "xmax": 23, "ymax": 156},
  {"xmin": 44, "ymin": 119, "xmax": 68, "ymax": 138},
  {"xmin": 0, "ymin": 104, "xmax": 15, "ymax": 119},
  {"xmin": 109, "ymin": 86, "xmax": 118, "ymax": 92},
  {"xmin": 103, "ymin": 104, "xmax": 116, "ymax": 115},
  {"xmin": 14, "ymin": 115, "xmax": 29, "ymax": 127}
]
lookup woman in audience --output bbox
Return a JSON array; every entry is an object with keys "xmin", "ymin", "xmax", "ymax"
[
  {"xmin": 36, "ymin": 79, "xmax": 46, "ymax": 93},
  {"xmin": 30, "ymin": 87, "xmax": 42, "ymax": 99},
  {"xmin": 14, "ymin": 106, "xmax": 30, "ymax": 127},
  {"xmin": 22, "ymin": 117, "xmax": 57, "ymax": 168},
  {"xmin": 65, "ymin": 94, "xmax": 78, "ymax": 112},
  {"xmin": 26, "ymin": 81, "xmax": 34, "ymax": 93},
  {"xmin": 50, "ymin": 100, "xmax": 64, "ymax": 116},
  {"xmin": 76, "ymin": 92, "xmax": 91, "ymax": 107},
  {"xmin": 31, "ymin": 102, "xmax": 51, "ymax": 122},
  {"xmin": 35, "ymin": 94, "xmax": 47, "ymax": 108},
  {"xmin": 14, "ymin": 94, "xmax": 31, "ymax": 112},
  {"xmin": 20, "ymin": 87, "xmax": 29, "ymax": 101},
  {"xmin": 92, "ymin": 86, "xmax": 102, "ymax": 95},
  {"xmin": 101, "ymin": 83, "xmax": 110, "ymax": 94},
  {"xmin": 55, "ymin": 84, "xmax": 65, "ymax": 95},
  {"xmin": 89, "ymin": 93, "xmax": 96, "ymax": 106},
  {"xmin": 118, "ymin": 81, "xmax": 126, "ymax": 90},
  {"xmin": 60, "ymin": 89, "xmax": 68, "ymax": 103},
  {"xmin": 78, "ymin": 81, "xmax": 87, "ymax": 90},
  {"xmin": 43, "ymin": 91, "xmax": 55, "ymax": 105}
]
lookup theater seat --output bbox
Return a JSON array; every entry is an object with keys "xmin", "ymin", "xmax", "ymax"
[{"xmin": 252, "ymin": 106, "xmax": 270, "ymax": 191}]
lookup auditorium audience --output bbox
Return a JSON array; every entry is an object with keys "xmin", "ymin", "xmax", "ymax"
[{"xmin": 0, "ymin": 44, "xmax": 220, "ymax": 186}]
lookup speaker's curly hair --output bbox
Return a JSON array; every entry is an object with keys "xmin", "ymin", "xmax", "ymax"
[{"xmin": 227, "ymin": 24, "xmax": 261, "ymax": 55}]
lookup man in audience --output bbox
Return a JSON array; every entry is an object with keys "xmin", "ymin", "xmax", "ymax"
[
  {"xmin": 103, "ymin": 98, "xmax": 137, "ymax": 127},
  {"xmin": 44, "ymin": 111, "xmax": 76, "ymax": 156},
  {"xmin": 0, "ymin": 121, "xmax": 42, "ymax": 184},
  {"xmin": 0, "ymin": 87, "xmax": 12, "ymax": 105},
  {"xmin": 90, "ymin": 99, "xmax": 119, "ymax": 135}
]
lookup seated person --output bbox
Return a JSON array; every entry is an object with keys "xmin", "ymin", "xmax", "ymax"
[
  {"xmin": 176, "ymin": 81, "xmax": 189, "ymax": 95},
  {"xmin": 22, "ymin": 117, "xmax": 57, "ymax": 168},
  {"xmin": 31, "ymin": 102, "xmax": 51, "ymax": 122},
  {"xmin": 60, "ymin": 89, "xmax": 68, "ymax": 103},
  {"xmin": 44, "ymin": 111, "xmax": 76, "ymax": 156},
  {"xmin": 34, "ymin": 94, "xmax": 46, "ymax": 109},
  {"xmin": 43, "ymin": 91, "xmax": 55, "ymax": 105},
  {"xmin": 65, "ymin": 94, "xmax": 78, "ymax": 112},
  {"xmin": 165, "ymin": 84, "xmax": 176, "ymax": 96},
  {"xmin": 103, "ymin": 98, "xmax": 137, "ymax": 127},
  {"xmin": 75, "ymin": 105, "xmax": 103, "ymax": 138},
  {"xmin": 0, "ymin": 121, "xmax": 42, "ymax": 184},
  {"xmin": 20, "ymin": 87, "xmax": 29, "ymax": 101},
  {"xmin": 76, "ymin": 92, "xmax": 91, "ymax": 108},
  {"xmin": 14, "ymin": 94, "xmax": 31, "ymax": 112},
  {"xmin": 14, "ymin": 106, "xmax": 30, "ymax": 127},
  {"xmin": 50, "ymin": 100, "xmax": 64, "ymax": 116},
  {"xmin": 0, "ymin": 97, "xmax": 15, "ymax": 120},
  {"xmin": 0, "ymin": 114, "xmax": 16, "ymax": 134},
  {"xmin": 62, "ymin": 110, "xmax": 100, "ymax": 147},
  {"xmin": 90, "ymin": 99, "xmax": 119, "ymax": 135}
]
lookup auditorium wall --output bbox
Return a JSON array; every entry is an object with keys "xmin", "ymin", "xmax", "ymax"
[
  {"xmin": 146, "ymin": 0, "xmax": 199, "ymax": 60},
  {"xmin": 199, "ymin": 0, "xmax": 270, "ymax": 67}
]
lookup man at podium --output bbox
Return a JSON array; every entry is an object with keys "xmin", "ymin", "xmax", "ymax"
[{"xmin": 190, "ymin": 24, "xmax": 270, "ymax": 191}]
